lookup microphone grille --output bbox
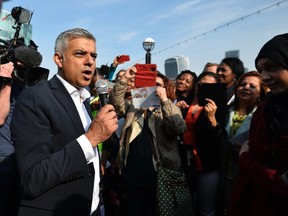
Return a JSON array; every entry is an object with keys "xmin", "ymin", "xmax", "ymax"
[{"xmin": 95, "ymin": 79, "xmax": 108, "ymax": 94}]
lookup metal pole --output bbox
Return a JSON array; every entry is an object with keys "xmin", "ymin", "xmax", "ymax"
[{"xmin": 145, "ymin": 51, "xmax": 151, "ymax": 64}]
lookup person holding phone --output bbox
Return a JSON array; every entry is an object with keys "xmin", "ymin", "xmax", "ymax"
[
  {"xmin": 109, "ymin": 69, "xmax": 187, "ymax": 216},
  {"xmin": 181, "ymin": 71, "xmax": 228, "ymax": 216}
]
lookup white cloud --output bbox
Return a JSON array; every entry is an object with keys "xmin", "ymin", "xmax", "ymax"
[{"xmin": 149, "ymin": 0, "xmax": 202, "ymax": 24}]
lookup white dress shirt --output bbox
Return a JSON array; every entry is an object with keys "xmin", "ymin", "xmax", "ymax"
[{"xmin": 56, "ymin": 75, "xmax": 100, "ymax": 214}]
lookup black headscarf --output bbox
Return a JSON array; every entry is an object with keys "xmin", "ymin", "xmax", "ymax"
[
  {"xmin": 255, "ymin": 33, "xmax": 288, "ymax": 70},
  {"xmin": 255, "ymin": 33, "xmax": 288, "ymax": 140}
]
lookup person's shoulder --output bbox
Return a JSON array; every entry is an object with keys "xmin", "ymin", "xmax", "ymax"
[
  {"xmin": 26, "ymin": 79, "xmax": 50, "ymax": 93},
  {"xmin": 17, "ymin": 80, "xmax": 50, "ymax": 103}
]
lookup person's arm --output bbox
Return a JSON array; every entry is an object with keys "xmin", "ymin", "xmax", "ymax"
[
  {"xmin": 108, "ymin": 67, "xmax": 136, "ymax": 116},
  {"xmin": 156, "ymin": 86, "xmax": 187, "ymax": 134},
  {"xmin": 107, "ymin": 55, "xmax": 126, "ymax": 81},
  {"xmin": 0, "ymin": 62, "xmax": 14, "ymax": 125},
  {"xmin": 108, "ymin": 62, "xmax": 118, "ymax": 81}
]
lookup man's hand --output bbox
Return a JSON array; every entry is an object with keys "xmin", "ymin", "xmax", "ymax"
[
  {"xmin": 0, "ymin": 62, "xmax": 14, "ymax": 78},
  {"xmin": 85, "ymin": 104, "xmax": 118, "ymax": 147}
]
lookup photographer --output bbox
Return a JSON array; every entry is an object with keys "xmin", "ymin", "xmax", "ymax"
[
  {"xmin": 0, "ymin": 4, "xmax": 46, "ymax": 215},
  {"xmin": 0, "ymin": 62, "xmax": 14, "ymax": 124},
  {"xmin": 0, "ymin": 62, "xmax": 22, "ymax": 216}
]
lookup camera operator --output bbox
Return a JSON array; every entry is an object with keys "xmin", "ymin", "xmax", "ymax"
[
  {"xmin": 0, "ymin": 62, "xmax": 14, "ymax": 124},
  {"xmin": 0, "ymin": 58, "xmax": 47, "ymax": 216},
  {"xmin": 0, "ymin": 4, "xmax": 50, "ymax": 213},
  {"xmin": 0, "ymin": 61, "xmax": 22, "ymax": 216}
]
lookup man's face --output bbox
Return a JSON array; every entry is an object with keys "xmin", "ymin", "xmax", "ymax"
[{"xmin": 54, "ymin": 37, "xmax": 96, "ymax": 89}]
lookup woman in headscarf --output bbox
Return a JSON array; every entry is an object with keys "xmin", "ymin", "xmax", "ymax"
[{"xmin": 228, "ymin": 33, "xmax": 288, "ymax": 216}]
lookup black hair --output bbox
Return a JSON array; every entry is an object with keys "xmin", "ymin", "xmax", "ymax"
[
  {"xmin": 220, "ymin": 57, "xmax": 245, "ymax": 80},
  {"xmin": 197, "ymin": 71, "xmax": 221, "ymax": 83}
]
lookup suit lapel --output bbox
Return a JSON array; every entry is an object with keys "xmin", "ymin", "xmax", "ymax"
[{"xmin": 49, "ymin": 76, "xmax": 85, "ymax": 135}]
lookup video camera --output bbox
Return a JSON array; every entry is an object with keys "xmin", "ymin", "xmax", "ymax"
[{"xmin": 0, "ymin": 6, "xmax": 49, "ymax": 87}]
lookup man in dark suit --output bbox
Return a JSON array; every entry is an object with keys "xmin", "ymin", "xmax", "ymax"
[{"xmin": 10, "ymin": 28, "xmax": 118, "ymax": 216}]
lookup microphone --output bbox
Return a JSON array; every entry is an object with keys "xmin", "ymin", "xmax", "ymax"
[
  {"xmin": 13, "ymin": 46, "xmax": 43, "ymax": 68},
  {"xmin": 1, "ymin": 45, "xmax": 43, "ymax": 68},
  {"xmin": 95, "ymin": 79, "xmax": 108, "ymax": 108}
]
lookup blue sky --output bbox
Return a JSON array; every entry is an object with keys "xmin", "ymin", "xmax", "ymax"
[{"xmin": 2, "ymin": 0, "xmax": 288, "ymax": 79}]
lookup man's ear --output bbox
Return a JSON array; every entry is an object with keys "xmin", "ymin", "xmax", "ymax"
[{"xmin": 53, "ymin": 52, "xmax": 63, "ymax": 68}]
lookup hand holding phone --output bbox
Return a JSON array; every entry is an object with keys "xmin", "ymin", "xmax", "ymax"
[
  {"xmin": 117, "ymin": 55, "xmax": 130, "ymax": 63},
  {"xmin": 197, "ymin": 82, "xmax": 227, "ymax": 125},
  {"xmin": 197, "ymin": 83, "xmax": 226, "ymax": 106}
]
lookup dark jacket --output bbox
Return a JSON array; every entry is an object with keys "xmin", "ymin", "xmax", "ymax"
[
  {"xmin": 109, "ymin": 79, "xmax": 186, "ymax": 172},
  {"xmin": 195, "ymin": 109, "xmax": 227, "ymax": 172},
  {"xmin": 11, "ymin": 75, "xmax": 98, "ymax": 216},
  {"xmin": 228, "ymin": 97, "xmax": 288, "ymax": 216}
]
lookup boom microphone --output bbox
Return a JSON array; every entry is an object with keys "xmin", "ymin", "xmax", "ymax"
[
  {"xmin": 13, "ymin": 46, "xmax": 42, "ymax": 68},
  {"xmin": 95, "ymin": 79, "xmax": 108, "ymax": 108}
]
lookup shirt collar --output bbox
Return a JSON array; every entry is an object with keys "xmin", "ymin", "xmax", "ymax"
[{"xmin": 56, "ymin": 74, "xmax": 91, "ymax": 100}]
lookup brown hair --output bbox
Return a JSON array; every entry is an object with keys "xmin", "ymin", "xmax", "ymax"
[
  {"xmin": 157, "ymin": 71, "xmax": 176, "ymax": 101},
  {"xmin": 234, "ymin": 71, "xmax": 269, "ymax": 112}
]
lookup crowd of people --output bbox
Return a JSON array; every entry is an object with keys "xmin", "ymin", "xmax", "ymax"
[{"xmin": 0, "ymin": 25, "xmax": 288, "ymax": 216}]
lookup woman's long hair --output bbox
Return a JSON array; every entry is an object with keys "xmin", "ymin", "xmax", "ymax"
[{"xmin": 157, "ymin": 71, "xmax": 176, "ymax": 101}]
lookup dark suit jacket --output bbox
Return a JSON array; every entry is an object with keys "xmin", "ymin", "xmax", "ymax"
[{"xmin": 11, "ymin": 75, "xmax": 98, "ymax": 216}]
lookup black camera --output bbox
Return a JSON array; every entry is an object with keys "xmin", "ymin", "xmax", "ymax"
[{"xmin": 0, "ymin": 6, "xmax": 49, "ymax": 87}]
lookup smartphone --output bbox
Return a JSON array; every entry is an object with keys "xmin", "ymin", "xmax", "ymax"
[
  {"xmin": 197, "ymin": 82, "xmax": 227, "ymax": 125},
  {"xmin": 134, "ymin": 64, "xmax": 157, "ymax": 88},
  {"xmin": 197, "ymin": 82, "xmax": 226, "ymax": 106},
  {"xmin": 117, "ymin": 55, "xmax": 130, "ymax": 63}
]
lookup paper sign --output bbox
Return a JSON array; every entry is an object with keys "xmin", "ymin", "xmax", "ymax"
[{"xmin": 131, "ymin": 86, "xmax": 160, "ymax": 108}]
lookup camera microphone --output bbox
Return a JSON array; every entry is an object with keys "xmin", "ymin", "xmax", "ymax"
[
  {"xmin": 13, "ymin": 46, "xmax": 42, "ymax": 68},
  {"xmin": 95, "ymin": 79, "xmax": 108, "ymax": 108}
]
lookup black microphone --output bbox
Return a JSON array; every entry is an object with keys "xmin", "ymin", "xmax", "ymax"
[
  {"xmin": 13, "ymin": 46, "xmax": 42, "ymax": 68},
  {"xmin": 95, "ymin": 79, "xmax": 108, "ymax": 108}
]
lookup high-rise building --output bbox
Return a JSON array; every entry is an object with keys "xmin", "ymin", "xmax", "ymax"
[
  {"xmin": 225, "ymin": 50, "xmax": 240, "ymax": 58},
  {"xmin": 0, "ymin": 9, "xmax": 33, "ymax": 46},
  {"xmin": 224, "ymin": 49, "xmax": 248, "ymax": 72},
  {"xmin": 164, "ymin": 55, "xmax": 190, "ymax": 80}
]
